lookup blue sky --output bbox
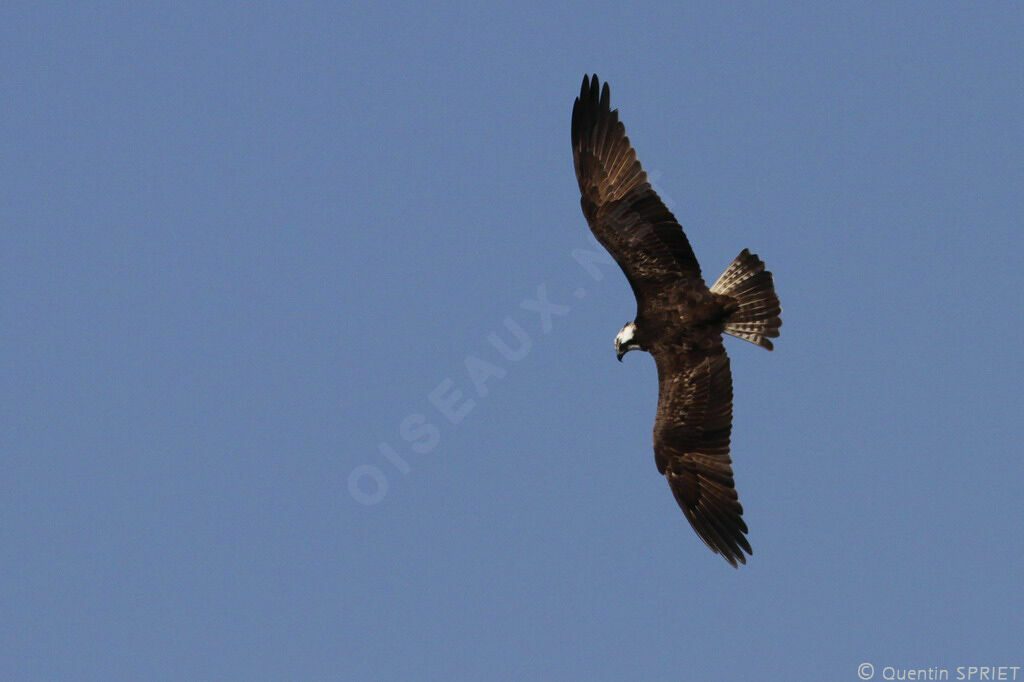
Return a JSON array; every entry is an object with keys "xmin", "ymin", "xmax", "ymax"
[{"xmin": 3, "ymin": 2, "xmax": 1022, "ymax": 680}]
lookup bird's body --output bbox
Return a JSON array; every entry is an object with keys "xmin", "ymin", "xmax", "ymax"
[{"xmin": 571, "ymin": 75, "xmax": 782, "ymax": 567}]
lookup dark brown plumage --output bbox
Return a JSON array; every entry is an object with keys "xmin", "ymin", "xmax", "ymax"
[{"xmin": 571, "ymin": 74, "xmax": 782, "ymax": 567}]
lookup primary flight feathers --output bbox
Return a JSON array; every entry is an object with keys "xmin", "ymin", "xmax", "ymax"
[{"xmin": 571, "ymin": 74, "xmax": 782, "ymax": 567}]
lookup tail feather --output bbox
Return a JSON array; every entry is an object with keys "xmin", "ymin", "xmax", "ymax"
[{"xmin": 711, "ymin": 249, "xmax": 782, "ymax": 350}]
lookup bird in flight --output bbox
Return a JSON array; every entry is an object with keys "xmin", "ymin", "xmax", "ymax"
[{"xmin": 571, "ymin": 75, "xmax": 782, "ymax": 567}]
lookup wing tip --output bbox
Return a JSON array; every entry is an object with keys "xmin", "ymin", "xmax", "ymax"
[
  {"xmin": 576, "ymin": 74, "xmax": 610, "ymax": 111},
  {"xmin": 670, "ymin": 464, "xmax": 753, "ymax": 569},
  {"xmin": 572, "ymin": 74, "xmax": 618, "ymax": 151}
]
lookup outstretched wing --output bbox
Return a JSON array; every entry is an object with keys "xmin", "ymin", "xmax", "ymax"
[
  {"xmin": 571, "ymin": 74, "xmax": 704, "ymax": 309},
  {"xmin": 653, "ymin": 347, "xmax": 752, "ymax": 567}
]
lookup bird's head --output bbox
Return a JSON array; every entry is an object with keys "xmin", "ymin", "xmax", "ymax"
[{"xmin": 614, "ymin": 321, "xmax": 642, "ymax": 362}]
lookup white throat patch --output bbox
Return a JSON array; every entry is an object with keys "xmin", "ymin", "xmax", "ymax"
[{"xmin": 615, "ymin": 322, "xmax": 637, "ymax": 348}]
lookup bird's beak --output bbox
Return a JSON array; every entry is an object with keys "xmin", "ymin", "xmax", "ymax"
[{"xmin": 616, "ymin": 350, "xmax": 625, "ymax": 362}]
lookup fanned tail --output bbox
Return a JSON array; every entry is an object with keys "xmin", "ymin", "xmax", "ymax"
[{"xmin": 711, "ymin": 249, "xmax": 782, "ymax": 350}]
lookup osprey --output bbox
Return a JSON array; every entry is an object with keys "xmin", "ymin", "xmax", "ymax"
[{"xmin": 572, "ymin": 75, "xmax": 782, "ymax": 567}]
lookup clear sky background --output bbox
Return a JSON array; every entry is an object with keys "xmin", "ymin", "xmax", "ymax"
[{"xmin": 3, "ymin": 2, "xmax": 1022, "ymax": 680}]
